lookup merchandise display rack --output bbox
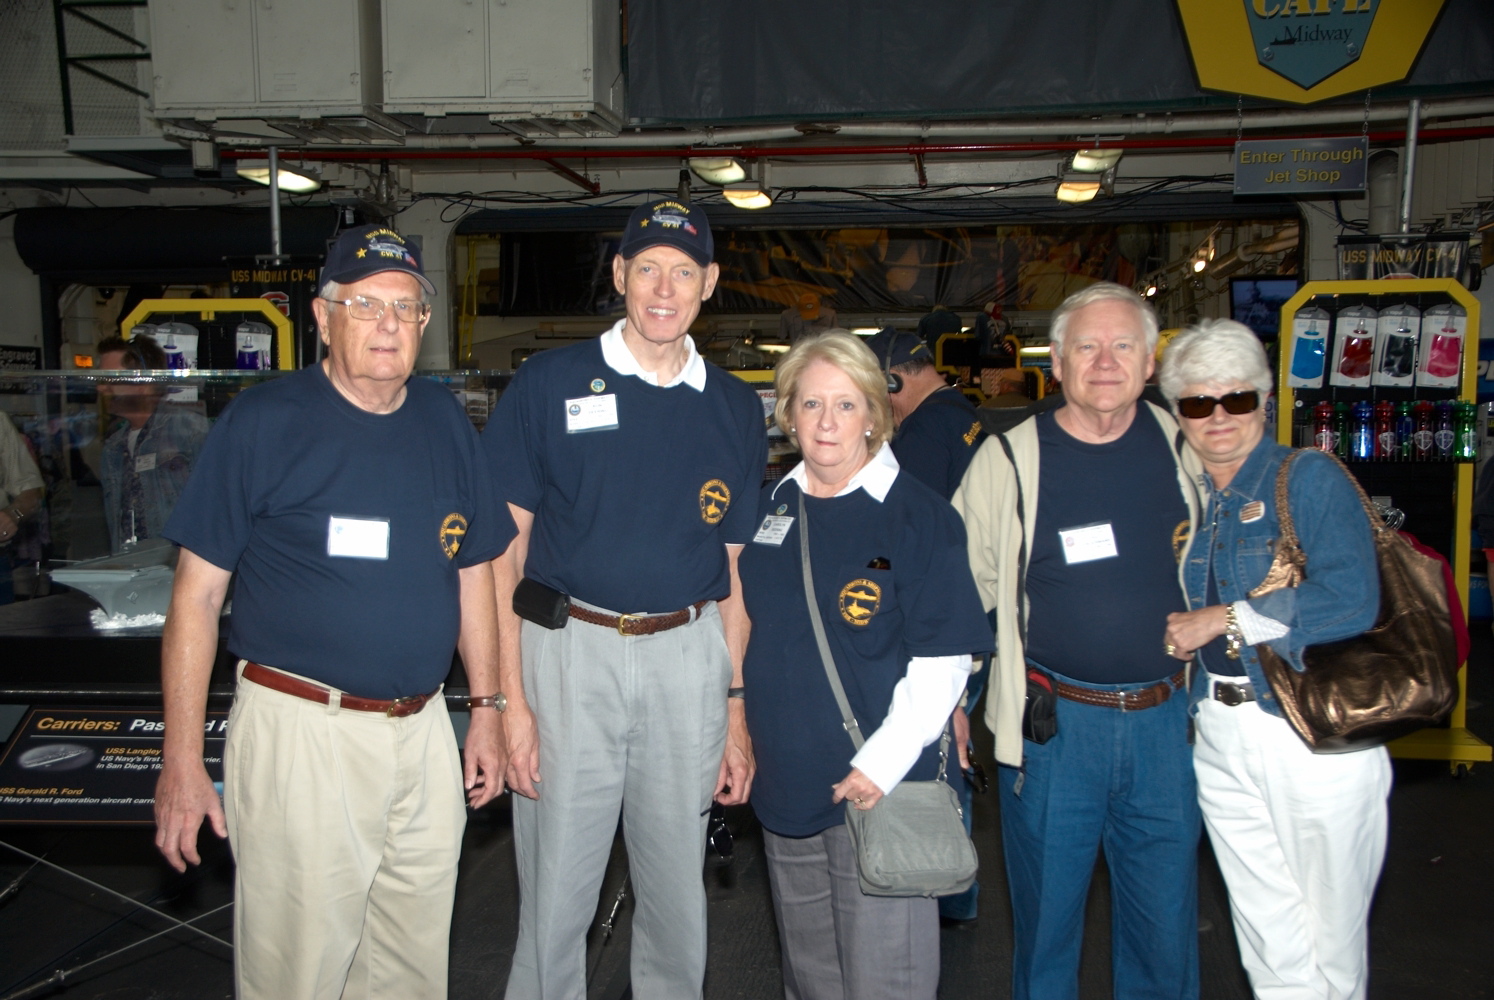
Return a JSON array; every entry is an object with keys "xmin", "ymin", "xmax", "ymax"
[{"xmin": 1276, "ymin": 278, "xmax": 1490, "ymax": 774}]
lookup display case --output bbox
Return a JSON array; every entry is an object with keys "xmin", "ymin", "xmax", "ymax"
[
  {"xmin": 0, "ymin": 368, "xmax": 511, "ymax": 708},
  {"xmin": 1275, "ymin": 278, "xmax": 1490, "ymax": 773}
]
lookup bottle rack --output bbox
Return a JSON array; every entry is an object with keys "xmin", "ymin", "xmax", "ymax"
[{"xmin": 1276, "ymin": 278, "xmax": 1489, "ymax": 774}]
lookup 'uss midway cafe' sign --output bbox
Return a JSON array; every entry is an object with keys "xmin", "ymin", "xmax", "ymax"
[{"xmin": 1235, "ymin": 136, "xmax": 1367, "ymax": 195}]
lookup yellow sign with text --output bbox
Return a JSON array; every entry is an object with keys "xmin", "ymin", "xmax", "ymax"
[{"xmin": 1176, "ymin": 0, "xmax": 1447, "ymax": 104}]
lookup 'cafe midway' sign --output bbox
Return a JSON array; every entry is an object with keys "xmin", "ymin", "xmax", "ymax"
[{"xmin": 1176, "ymin": 0, "xmax": 1447, "ymax": 104}]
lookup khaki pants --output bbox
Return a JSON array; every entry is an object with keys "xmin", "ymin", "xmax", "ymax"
[{"xmin": 224, "ymin": 665, "xmax": 467, "ymax": 1000}]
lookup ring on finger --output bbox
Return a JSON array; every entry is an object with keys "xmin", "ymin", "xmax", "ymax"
[{"xmin": 1164, "ymin": 643, "xmax": 1177, "ymax": 656}]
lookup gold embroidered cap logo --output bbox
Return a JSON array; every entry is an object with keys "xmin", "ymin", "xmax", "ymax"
[
  {"xmin": 839, "ymin": 578, "xmax": 882, "ymax": 626},
  {"xmin": 440, "ymin": 513, "xmax": 468, "ymax": 559},
  {"xmin": 699, "ymin": 479, "xmax": 731, "ymax": 524}
]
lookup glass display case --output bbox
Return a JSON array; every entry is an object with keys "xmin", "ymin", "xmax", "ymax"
[{"xmin": 0, "ymin": 369, "xmax": 513, "ymax": 708}]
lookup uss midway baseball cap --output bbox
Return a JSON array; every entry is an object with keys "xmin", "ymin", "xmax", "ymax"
[
  {"xmin": 320, "ymin": 226, "xmax": 437, "ymax": 297},
  {"xmin": 867, "ymin": 328, "xmax": 932, "ymax": 369},
  {"xmin": 618, "ymin": 198, "xmax": 714, "ymax": 266}
]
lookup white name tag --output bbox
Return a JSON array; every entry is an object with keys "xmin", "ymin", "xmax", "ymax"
[
  {"xmin": 327, "ymin": 515, "xmax": 390, "ymax": 560},
  {"xmin": 135, "ymin": 452, "xmax": 157, "ymax": 473},
  {"xmin": 565, "ymin": 394, "xmax": 619, "ymax": 433},
  {"xmin": 752, "ymin": 515, "xmax": 794, "ymax": 546},
  {"xmin": 1059, "ymin": 522, "xmax": 1118, "ymax": 565}
]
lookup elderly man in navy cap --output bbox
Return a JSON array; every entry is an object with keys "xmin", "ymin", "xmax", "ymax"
[
  {"xmin": 485, "ymin": 198, "xmax": 767, "ymax": 998},
  {"xmin": 153, "ymin": 226, "xmax": 515, "ymax": 999}
]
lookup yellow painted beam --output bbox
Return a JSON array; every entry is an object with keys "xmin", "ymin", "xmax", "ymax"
[{"xmin": 119, "ymin": 298, "xmax": 296, "ymax": 371}]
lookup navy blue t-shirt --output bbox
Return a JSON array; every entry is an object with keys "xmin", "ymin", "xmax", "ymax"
[
  {"xmin": 740, "ymin": 471, "xmax": 993, "ymax": 838},
  {"xmin": 891, "ymin": 387, "xmax": 986, "ymax": 501},
  {"xmin": 483, "ymin": 339, "xmax": 767, "ymax": 612},
  {"xmin": 1024, "ymin": 408, "xmax": 1189, "ymax": 684},
  {"xmin": 165, "ymin": 365, "xmax": 515, "ymax": 698}
]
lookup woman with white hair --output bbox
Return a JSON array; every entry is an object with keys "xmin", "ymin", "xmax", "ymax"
[
  {"xmin": 1159, "ymin": 319, "xmax": 1391, "ymax": 1000},
  {"xmin": 738, "ymin": 330, "xmax": 992, "ymax": 998}
]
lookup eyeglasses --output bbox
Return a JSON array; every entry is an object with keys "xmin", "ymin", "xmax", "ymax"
[
  {"xmin": 706, "ymin": 802, "xmax": 733, "ymax": 861},
  {"xmin": 1175, "ymin": 390, "xmax": 1260, "ymax": 419},
  {"xmin": 322, "ymin": 295, "xmax": 430, "ymax": 324}
]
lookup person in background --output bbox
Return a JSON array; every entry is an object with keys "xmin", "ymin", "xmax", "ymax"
[
  {"xmin": 916, "ymin": 305, "xmax": 963, "ymax": 352},
  {"xmin": 739, "ymin": 330, "xmax": 992, "ymax": 996},
  {"xmin": 780, "ymin": 291, "xmax": 838, "ymax": 344},
  {"xmin": 153, "ymin": 226, "xmax": 514, "ymax": 999},
  {"xmin": 485, "ymin": 198, "xmax": 767, "ymax": 999},
  {"xmin": 0, "ymin": 414, "xmax": 43, "ymax": 604},
  {"xmin": 96, "ymin": 334, "xmax": 209, "ymax": 552},
  {"xmin": 954, "ymin": 282, "xmax": 1203, "ymax": 1000},
  {"xmin": 1161, "ymin": 319, "xmax": 1389, "ymax": 1000},
  {"xmin": 867, "ymin": 326, "xmax": 990, "ymax": 926}
]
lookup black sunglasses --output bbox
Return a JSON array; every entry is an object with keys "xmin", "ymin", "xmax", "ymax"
[{"xmin": 1176, "ymin": 390, "xmax": 1261, "ymax": 419}]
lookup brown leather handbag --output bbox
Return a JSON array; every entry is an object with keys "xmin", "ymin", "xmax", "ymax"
[{"xmin": 1248, "ymin": 450, "xmax": 1459, "ymax": 753}]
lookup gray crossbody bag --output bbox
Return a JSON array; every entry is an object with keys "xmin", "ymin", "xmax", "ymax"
[{"xmin": 797, "ymin": 491, "xmax": 978, "ymax": 898}]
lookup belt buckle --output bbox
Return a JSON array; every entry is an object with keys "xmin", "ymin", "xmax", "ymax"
[
  {"xmin": 1115, "ymin": 688, "xmax": 1129, "ymax": 712},
  {"xmin": 616, "ymin": 613, "xmax": 641, "ymax": 636},
  {"xmin": 386, "ymin": 695, "xmax": 424, "ymax": 718},
  {"xmin": 1216, "ymin": 682, "xmax": 1246, "ymax": 707}
]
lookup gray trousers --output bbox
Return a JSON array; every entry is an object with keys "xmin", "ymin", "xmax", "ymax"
[
  {"xmin": 505, "ymin": 602, "xmax": 731, "ymax": 1000},
  {"xmin": 763, "ymin": 823, "xmax": 939, "ymax": 1000}
]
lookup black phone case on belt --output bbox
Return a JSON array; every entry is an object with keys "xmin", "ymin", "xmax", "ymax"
[{"xmin": 513, "ymin": 577, "xmax": 570, "ymax": 630}]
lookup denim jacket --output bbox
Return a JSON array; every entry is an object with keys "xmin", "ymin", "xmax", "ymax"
[
  {"xmin": 1182, "ymin": 438, "xmax": 1379, "ymax": 718},
  {"xmin": 102, "ymin": 404, "xmax": 210, "ymax": 553}
]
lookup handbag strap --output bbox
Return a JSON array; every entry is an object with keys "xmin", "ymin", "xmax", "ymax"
[
  {"xmin": 1271, "ymin": 449, "xmax": 1385, "ymax": 561},
  {"xmin": 797, "ymin": 489, "xmax": 953, "ymax": 779}
]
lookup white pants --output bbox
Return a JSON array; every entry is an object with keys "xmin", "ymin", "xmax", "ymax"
[
  {"xmin": 224, "ymin": 665, "xmax": 467, "ymax": 1000},
  {"xmin": 1193, "ymin": 691, "xmax": 1392, "ymax": 1000}
]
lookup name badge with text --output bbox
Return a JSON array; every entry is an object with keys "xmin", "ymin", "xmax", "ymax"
[
  {"xmin": 752, "ymin": 515, "xmax": 794, "ymax": 546},
  {"xmin": 565, "ymin": 394, "xmax": 619, "ymax": 433},
  {"xmin": 135, "ymin": 452, "xmax": 157, "ymax": 473},
  {"xmin": 1059, "ymin": 522, "xmax": 1118, "ymax": 565},
  {"xmin": 327, "ymin": 516, "xmax": 390, "ymax": 560}
]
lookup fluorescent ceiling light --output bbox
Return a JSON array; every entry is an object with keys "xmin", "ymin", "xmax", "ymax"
[
  {"xmin": 1071, "ymin": 148, "xmax": 1123, "ymax": 172},
  {"xmin": 723, "ymin": 181, "xmax": 773, "ymax": 209},
  {"xmin": 1055, "ymin": 179, "xmax": 1101, "ymax": 203},
  {"xmin": 756, "ymin": 343, "xmax": 791, "ymax": 353},
  {"xmin": 236, "ymin": 160, "xmax": 321, "ymax": 193},
  {"xmin": 850, "ymin": 327, "xmax": 883, "ymax": 336},
  {"xmin": 1018, "ymin": 346, "xmax": 1051, "ymax": 356},
  {"xmin": 689, "ymin": 157, "xmax": 747, "ymax": 185}
]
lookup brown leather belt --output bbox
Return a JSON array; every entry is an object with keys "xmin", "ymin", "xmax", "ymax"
[
  {"xmin": 242, "ymin": 662, "xmax": 437, "ymax": 718},
  {"xmin": 567, "ymin": 600, "xmax": 710, "ymax": 636},
  {"xmin": 1054, "ymin": 669, "xmax": 1186, "ymax": 712}
]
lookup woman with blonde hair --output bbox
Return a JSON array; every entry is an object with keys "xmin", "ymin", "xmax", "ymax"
[{"xmin": 737, "ymin": 331, "xmax": 992, "ymax": 998}]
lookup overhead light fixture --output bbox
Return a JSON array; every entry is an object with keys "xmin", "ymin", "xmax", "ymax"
[
  {"xmin": 1143, "ymin": 279, "xmax": 1159, "ymax": 298},
  {"xmin": 1071, "ymin": 148, "xmax": 1124, "ymax": 173},
  {"xmin": 723, "ymin": 181, "xmax": 773, "ymax": 209},
  {"xmin": 756, "ymin": 343, "xmax": 791, "ymax": 354},
  {"xmin": 1018, "ymin": 346, "xmax": 1052, "ymax": 357},
  {"xmin": 1055, "ymin": 178, "xmax": 1101, "ymax": 203},
  {"xmin": 236, "ymin": 159, "xmax": 321, "ymax": 193},
  {"xmin": 688, "ymin": 157, "xmax": 747, "ymax": 185}
]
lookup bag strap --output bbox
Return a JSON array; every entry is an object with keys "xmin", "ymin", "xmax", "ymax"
[
  {"xmin": 995, "ymin": 432, "xmax": 1029, "ymax": 648},
  {"xmin": 797, "ymin": 489, "xmax": 952, "ymax": 779},
  {"xmin": 800, "ymin": 489, "xmax": 867, "ymax": 752},
  {"xmin": 1272, "ymin": 449, "xmax": 1385, "ymax": 560}
]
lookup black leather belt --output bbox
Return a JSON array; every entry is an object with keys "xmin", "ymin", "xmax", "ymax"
[{"xmin": 1210, "ymin": 678, "xmax": 1256, "ymax": 706}]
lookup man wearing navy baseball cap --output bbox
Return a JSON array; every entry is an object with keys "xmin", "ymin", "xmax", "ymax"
[
  {"xmin": 484, "ymin": 199, "xmax": 766, "ymax": 998},
  {"xmin": 154, "ymin": 225, "xmax": 514, "ymax": 998}
]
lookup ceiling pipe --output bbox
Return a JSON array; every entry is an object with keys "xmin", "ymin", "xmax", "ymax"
[
  {"xmin": 415, "ymin": 96, "xmax": 1494, "ymax": 148},
  {"xmin": 224, "ymin": 124, "xmax": 1494, "ymax": 164},
  {"xmin": 1399, "ymin": 99, "xmax": 1421, "ymax": 234}
]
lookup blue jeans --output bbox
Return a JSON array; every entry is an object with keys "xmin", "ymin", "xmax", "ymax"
[{"xmin": 999, "ymin": 667, "xmax": 1200, "ymax": 1000}]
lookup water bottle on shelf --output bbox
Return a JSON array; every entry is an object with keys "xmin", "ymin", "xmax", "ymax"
[
  {"xmin": 1349, "ymin": 402, "xmax": 1374, "ymax": 460},
  {"xmin": 1333, "ymin": 402, "xmax": 1350, "ymax": 461},
  {"xmin": 1312, "ymin": 401, "xmax": 1335, "ymax": 453},
  {"xmin": 1394, "ymin": 402, "xmax": 1414, "ymax": 461},
  {"xmin": 1434, "ymin": 401, "xmax": 1455, "ymax": 460},
  {"xmin": 1373, "ymin": 400, "xmax": 1396, "ymax": 460},
  {"xmin": 1455, "ymin": 401, "xmax": 1478, "ymax": 461},
  {"xmin": 1412, "ymin": 400, "xmax": 1436, "ymax": 460}
]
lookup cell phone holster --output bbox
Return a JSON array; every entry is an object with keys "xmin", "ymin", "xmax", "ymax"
[
  {"xmin": 1022, "ymin": 667, "xmax": 1058, "ymax": 744},
  {"xmin": 513, "ymin": 577, "xmax": 570, "ymax": 630}
]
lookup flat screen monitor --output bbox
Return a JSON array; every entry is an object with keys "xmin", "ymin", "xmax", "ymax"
[{"xmin": 1230, "ymin": 277, "xmax": 1300, "ymax": 339}]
